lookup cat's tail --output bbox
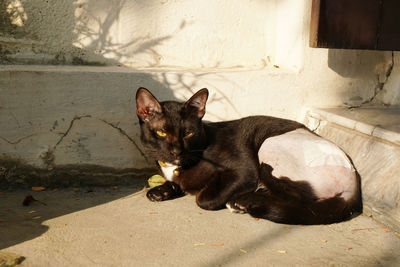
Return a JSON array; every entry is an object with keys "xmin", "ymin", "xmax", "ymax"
[
  {"xmin": 229, "ymin": 164, "xmax": 362, "ymax": 225},
  {"xmin": 242, "ymin": 192, "xmax": 361, "ymax": 225}
]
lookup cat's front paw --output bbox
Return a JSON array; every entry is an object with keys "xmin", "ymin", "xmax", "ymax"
[
  {"xmin": 147, "ymin": 186, "xmax": 170, "ymax": 202},
  {"xmin": 226, "ymin": 201, "xmax": 247, "ymax": 214}
]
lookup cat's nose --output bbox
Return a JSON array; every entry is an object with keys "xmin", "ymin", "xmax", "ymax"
[{"xmin": 170, "ymin": 147, "xmax": 182, "ymax": 157}]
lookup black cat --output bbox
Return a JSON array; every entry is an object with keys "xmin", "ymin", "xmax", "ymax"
[{"xmin": 136, "ymin": 87, "xmax": 362, "ymax": 225}]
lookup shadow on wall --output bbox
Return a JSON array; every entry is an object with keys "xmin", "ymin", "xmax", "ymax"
[
  {"xmin": 0, "ymin": 0, "xmax": 237, "ymax": 175},
  {"xmin": 328, "ymin": 50, "xmax": 392, "ymax": 78},
  {"xmin": 72, "ymin": 0, "xmax": 191, "ymax": 67},
  {"xmin": 0, "ymin": 0, "xmax": 190, "ymax": 66},
  {"xmin": 327, "ymin": 49, "xmax": 395, "ymax": 107}
]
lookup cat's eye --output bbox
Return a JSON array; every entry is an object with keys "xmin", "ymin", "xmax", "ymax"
[
  {"xmin": 156, "ymin": 130, "xmax": 167, "ymax": 137},
  {"xmin": 185, "ymin": 131, "xmax": 194, "ymax": 138}
]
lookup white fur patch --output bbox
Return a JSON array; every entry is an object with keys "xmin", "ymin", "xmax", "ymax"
[
  {"xmin": 159, "ymin": 161, "xmax": 179, "ymax": 181},
  {"xmin": 226, "ymin": 203, "xmax": 236, "ymax": 213},
  {"xmin": 226, "ymin": 202, "xmax": 246, "ymax": 214},
  {"xmin": 258, "ymin": 128, "xmax": 356, "ymax": 201}
]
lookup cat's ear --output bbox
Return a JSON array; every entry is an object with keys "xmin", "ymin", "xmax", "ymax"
[
  {"xmin": 185, "ymin": 88, "xmax": 209, "ymax": 118},
  {"xmin": 136, "ymin": 87, "xmax": 162, "ymax": 121}
]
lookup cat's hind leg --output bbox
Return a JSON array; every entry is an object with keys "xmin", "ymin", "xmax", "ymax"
[{"xmin": 227, "ymin": 164, "xmax": 362, "ymax": 225}]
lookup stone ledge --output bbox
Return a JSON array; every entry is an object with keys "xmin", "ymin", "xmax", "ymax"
[
  {"xmin": 305, "ymin": 107, "xmax": 400, "ymax": 146},
  {"xmin": 303, "ymin": 107, "xmax": 400, "ymax": 231},
  {"xmin": 0, "ymin": 63, "xmax": 289, "ymax": 74}
]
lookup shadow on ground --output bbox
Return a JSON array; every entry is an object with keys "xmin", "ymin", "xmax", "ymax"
[{"xmin": 0, "ymin": 185, "xmax": 146, "ymax": 250}]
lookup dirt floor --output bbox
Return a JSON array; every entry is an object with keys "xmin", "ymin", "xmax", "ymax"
[{"xmin": 1, "ymin": 185, "xmax": 400, "ymax": 267}]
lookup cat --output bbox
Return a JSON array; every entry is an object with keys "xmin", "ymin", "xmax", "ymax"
[{"xmin": 136, "ymin": 87, "xmax": 362, "ymax": 225}]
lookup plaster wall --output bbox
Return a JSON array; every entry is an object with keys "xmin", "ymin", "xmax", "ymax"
[
  {"xmin": 1, "ymin": 0, "xmax": 400, "ymax": 173},
  {"xmin": 1, "ymin": 0, "xmax": 270, "ymax": 69}
]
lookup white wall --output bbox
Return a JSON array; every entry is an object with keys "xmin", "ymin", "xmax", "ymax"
[
  {"xmin": 1, "ymin": 0, "xmax": 400, "ymax": 170},
  {"xmin": 2, "ymin": 0, "xmax": 399, "ymax": 107},
  {"xmin": 2, "ymin": 0, "xmax": 270, "ymax": 69}
]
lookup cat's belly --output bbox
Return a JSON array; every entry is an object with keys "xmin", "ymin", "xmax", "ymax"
[{"xmin": 258, "ymin": 128, "xmax": 357, "ymax": 201}]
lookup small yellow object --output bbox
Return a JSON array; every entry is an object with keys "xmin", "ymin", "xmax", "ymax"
[
  {"xmin": 158, "ymin": 160, "xmax": 167, "ymax": 167},
  {"xmin": 240, "ymin": 249, "xmax": 248, "ymax": 254},
  {"xmin": 148, "ymin": 174, "xmax": 166, "ymax": 188},
  {"xmin": 156, "ymin": 130, "xmax": 167, "ymax": 137},
  {"xmin": 173, "ymin": 169, "xmax": 180, "ymax": 177},
  {"xmin": 185, "ymin": 132, "xmax": 194, "ymax": 138}
]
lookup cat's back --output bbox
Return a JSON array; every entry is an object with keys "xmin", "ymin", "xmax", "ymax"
[
  {"xmin": 204, "ymin": 115, "xmax": 304, "ymax": 148},
  {"xmin": 201, "ymin": 116, "xmax": 304, "ymax": 169}
]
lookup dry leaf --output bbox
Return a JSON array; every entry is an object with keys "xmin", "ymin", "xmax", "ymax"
[
  {"xmin": 382, "ymin": 228, "xmax": 392, "ymax": 232},
  {"xmin": 28, "ymin": 210, "xmax": 36, "ymax": 214},
  {"xmin": 253, "ymin": 218, "xmax": 260, "ymax": 221},
  {"xmin": 397, "ymin": 234, "xmax": 400, "ymax": 239},
  {"xmin": 149, "ymin": 212, "xmax": 158, "ymax": 215},
  {"xmin": 240, "ymin": 249, "xmax": 248, "ymax": 254},
  {"xmin": 319, "ymin": 237, "xmax": 327, "ymax": 243},
  {"xmin": 32, "ymin": 216, "xmax": 41, "ymax": 220},
  {"xmin": 22, "ymin": 195, "xmax": 36, "ymax": 206},
  {"xmin": 194, "ymin": 243, "xmax": 205, "ymax": 246},
  {"xmin": 211, "ymin": 243, "xmax": 224, "ymax": 246},
  {"xmin": 277, "ymin": 250, "xmax": 287, "ymax": 254},
  {"xmin": 32, "ymin": 186, "xmax": 45, "ymax": 191},
  {"xmin": 148, "ymin": 175, "xmax": 166, "ymax": 188},
  {"xmin": 0, "ymin": 251, "xmax": 24, "ymax": 266},
  {"xmin": 110, "ymin": 186, "xmax": 118, "ymax": 190},
  {"xmin": 52, "ymin": 189, "xmax": 58, "ymax": 193}
]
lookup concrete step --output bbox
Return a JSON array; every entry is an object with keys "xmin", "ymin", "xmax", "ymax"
[
  {"xmin": 0, "ymin": 64, "xmax": 340, "ymax": 172},
  {"xmin": 303, "ymin": 107, "xmax": 400, "ymax": 231}
]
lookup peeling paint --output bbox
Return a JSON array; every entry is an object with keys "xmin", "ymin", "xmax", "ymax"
[{"xmin": 0, "ymin": 157, "xmax": 155, "ymax": 189}]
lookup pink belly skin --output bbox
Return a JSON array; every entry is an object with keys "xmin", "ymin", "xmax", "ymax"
[{"xmin": 258, "ymin": 128, "xmax": 356, "ymax": 201}]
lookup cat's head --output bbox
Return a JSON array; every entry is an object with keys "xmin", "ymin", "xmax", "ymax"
[{"xmin": 136, "ymin": 87, "xmax": 209, "ymax": 167}]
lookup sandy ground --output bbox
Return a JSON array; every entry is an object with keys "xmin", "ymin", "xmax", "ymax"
[{"xmin": 1, "ymin": 185, "xmax": 400, "ymax": 267}]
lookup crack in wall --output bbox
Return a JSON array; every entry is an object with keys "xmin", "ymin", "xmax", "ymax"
[
  {"xmin": 48, "ymin": 114, "xmax": 148, "ymax": 163},
  {"xmin": 54, "ymin": 115, "xmax": 92, "ymax": 148},
  {"xmin": 1, "ymin": 114, "xmax": 148, "ymax": 166},
  {"xmin": 310, "ymin": 118, "xmax": 321, "ymax": 132},
  {"xmin": 98, "ymin": 118, "xmax": 148, "ymax": 161},
  {"xmin": 347, "ymin": 51, "xmax": 395, "ymax": 109},
  {"xmin": 0, "ymin": 133, "xmax": 37, "ymax": 145}
]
